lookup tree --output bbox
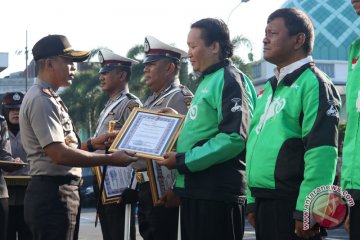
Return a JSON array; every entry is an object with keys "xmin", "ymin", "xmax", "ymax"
[
  {"xmin": 231, "ymin": 35, "xmax": 254, "ymax": 77},
  {"xmin": 60, "ymin": 68, "xmax": 106, "ymax": 137}
]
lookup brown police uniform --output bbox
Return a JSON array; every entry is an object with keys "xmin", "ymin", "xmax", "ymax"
[
  {"xmin": 93, "ymin": 88, "xmax": 141, "ymax": 240},
  {"xmin": 20, "ymin": 79, "xmax": 82, "ymax": 240},
  {"xmin": 134, "ymin": 81, "xmax": 193, "ymax": 240}
]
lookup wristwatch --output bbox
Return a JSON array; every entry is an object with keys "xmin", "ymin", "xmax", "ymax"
[{"xmin": 87, "ymin": 138, "xmax": 96, "ymax": 152}]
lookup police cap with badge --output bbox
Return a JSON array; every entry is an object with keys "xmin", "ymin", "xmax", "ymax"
[
  {"xmin": 32, "ymin": 34, "xmax": 90, "ymax": 62},
  {"xmin": 143, "ymin": 36, "xmax": 187, "ymax": 64},
  {"xmin": 98, "ymin": 50, "xmax": 139, "ymax": 74}
]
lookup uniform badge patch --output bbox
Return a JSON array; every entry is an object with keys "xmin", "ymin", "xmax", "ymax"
[
  {"xmin": 231, "ymin": 98, "xmax": 242, "ymax": 112},
  {"xmin": 326, "ymin": 100, "xmax": 339, "ymax": 117}
]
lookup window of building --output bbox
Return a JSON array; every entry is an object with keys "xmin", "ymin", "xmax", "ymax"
[{"xmin": 317, "ymin": 63, "xmax": 335, "ymax": 78}]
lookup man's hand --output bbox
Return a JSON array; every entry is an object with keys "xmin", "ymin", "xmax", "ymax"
[
  {"xmin": 92, "ymin": 131, "xmax": 119, "ymax": 150},
  {"xmin": 344, "ymin": 215, "xmax": 350, "ymax": 232},
  {"xmin": 295, "ymin": 220, "xmax": 320, "ymax": 239},
  {"xmin": 158, "ymin": 152, "xmax": 177, "ymax": 169},
  {"xmin": 247, "ymin": 212, "xmax": 256, "ymax": 228},
  {"xmin": 157, "ymin": 107, "xmax": 178, "ymax": 115},
  {"xmin": 155, "ymin": 190, "xmax": 180, "ymax": 208},
  {"xmin": 108, "ymin": 150, "xmax": 137, "ymax": 167}
]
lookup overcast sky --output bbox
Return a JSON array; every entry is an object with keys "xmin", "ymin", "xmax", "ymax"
[{"xmin": 0, "ymin": 0, "xmax": 285, "ymax": 77}]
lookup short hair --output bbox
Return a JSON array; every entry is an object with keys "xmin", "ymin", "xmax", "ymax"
[
  {"xmin": 34, "ymin": 59, "xmax": 47, "ymax": 76},
  {"xmin": 160, "ymin": 58, "xmax": 181, "ymax": 76},
  {"xmin": 114, "ymin": 67, "xmax": 131, "ymax": 82},
  {"xmin": 191, "ymin": 18, "xmax": 233, "ymax": 60},
  {"xmin": 268, "ymin": 8, "xmax": 314, "ymax": 55}
]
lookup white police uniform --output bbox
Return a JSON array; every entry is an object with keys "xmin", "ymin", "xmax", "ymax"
[
  {"xmin": 93, "ymin": 50, "xmax": 141, "ymax": 240},
  {"xmin": 135, "ymin": 36, "xmax": 193, "ymax": 240}
]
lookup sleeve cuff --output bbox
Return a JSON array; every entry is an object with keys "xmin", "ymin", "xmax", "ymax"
[
  {"xmin": 293, "ymin": 210, "xmax": 303, "ymax": 221},
  {"xmin": 176, "ymin": 152, "xmax": 191, "ymax": 174}
]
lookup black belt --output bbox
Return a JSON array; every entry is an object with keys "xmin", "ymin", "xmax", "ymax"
[{"xmin": 31, "ymin": 175, "xmax": 82, "ymax": 186}]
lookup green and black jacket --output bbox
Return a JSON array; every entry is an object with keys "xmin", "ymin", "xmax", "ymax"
[
  {"xmin": 246, "ymin": 62, "xmax": 341, "ymax": 220},
  {"xmin": 174, "ymin": 59, "xmax": 256, "ymax": 203},
  {"xmin": 341, "ymin": 38, "xmax": 360, "ymax": 200}
]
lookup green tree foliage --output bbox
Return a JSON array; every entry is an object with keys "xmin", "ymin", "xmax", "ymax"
[{"xmin": 231, "ymin": 35, "xmax": 254, "ymax": 78}]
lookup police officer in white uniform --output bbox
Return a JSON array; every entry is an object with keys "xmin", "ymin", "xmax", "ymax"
[
  {"xmin": 133, "ymin": 36, "xmax": 193, "ymax": 240},
  {"xmin": 94, "ymin": 50, "xmax": 142, "ymax": 240},
  {"xmin": 19, "ymin": 34, "xmax": 137, "ymax": 240}
]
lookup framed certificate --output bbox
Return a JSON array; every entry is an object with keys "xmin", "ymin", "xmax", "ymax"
[
  {"xmin": 109, "ymin": 108, "xmax": 185, "ymax": 160},
  {"xmin": 147, "ymin": 159, "xmax": 176, "ymax": 204},
  {"xmin": 4, "ymin": 176, "xmax": 31, "ymax": 186},
  {"xmin": 94, "ymin": 165, "xmax": 134, "ymax": 204}
]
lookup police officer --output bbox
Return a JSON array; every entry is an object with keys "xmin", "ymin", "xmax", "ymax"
[
  {"xmin": 133, "ymin": 35, "xmax": 193, "ymax": 240},
  {"xmin": 19, "ymin": 34, "xmax": 137, "ymax": 240},
  {"xmin": 93, "ymin": 49, "xmax": 142, "ymax": 240},
  {"xmin": 2, "ymin": 92, "xmax": 32, "ymax": 240}
]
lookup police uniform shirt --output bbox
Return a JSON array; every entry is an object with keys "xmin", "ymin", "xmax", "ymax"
[
  {"xmin": 132, "ymin": 80, "xmax": 193, "ymax": 170},
  {"xmin": 0, "ymin": 116, "xmax": 12, "ymax": 199},
  {"xmin": 19, "ymin": 78, "xmax": 81, "ymax": 177},
  {"xmin": 6, "ymin": 131, "xmax": 28, "ymax": 176},
  {"xmin": 94, "ymin": 88, "xmax": 142, "ymax": 138}
]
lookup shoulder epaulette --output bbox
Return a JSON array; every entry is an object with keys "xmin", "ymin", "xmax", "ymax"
[
  {"xmin": 41, "ymin": 88, "xmax": 53, "ymax": 97},
  {"xmin": 179, "ymin": 85, "xmax": 194, "ymax": 97}
]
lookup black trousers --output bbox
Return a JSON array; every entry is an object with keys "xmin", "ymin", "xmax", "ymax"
[
  {"xmin": 180, "ymin": 198, "xmax": 244, "ymax": 240},
  {"xmin": 93, "ymin": 179, "xmax": 136, "ymax": 240},
  {"xmin": 24, "ymin": 178, "xmax": 79, "ymax": 240},
  {"xmin": 350, "ymin": 200, "xmax": 360, "ymax": 240},
  {"xmin": 7, "ymin": 205, "xmax": 32, "ymax": 240},
  {"xmin": 254, "ymin": 198, "xmax": 325, "ymax": 240},
  {"xmin": 0, "ymin": 198, "xmax": 9, "ymax": 240},
  {"xmin": 138, "ymin": 182, "xmax": 178, "ymax": 240},
  {"xmin": 98, "ymin": 202, "xmax": 136, "ymax": 240}
]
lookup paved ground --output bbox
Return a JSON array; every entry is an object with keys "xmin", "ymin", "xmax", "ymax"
[{"xmin": 78, "ymin": 208, "xmax": 349, "ymax": 240}]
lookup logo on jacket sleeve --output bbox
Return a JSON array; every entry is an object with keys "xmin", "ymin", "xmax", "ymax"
[
  {"xmin": 187, "ymin": 104, "xmax": 197, "ymax": 120},
  {"xmin": 352, "ymin": 57, "xmax": 359, "ymax": 70},
  {"xmin": 326, "ymin": 100, "xmax": 339, "ymax": 117},
  {"xmin": 256, "ymin": 95, "xmax": 286, "ymax": 134},
  {"xmin": 231, "ymin": 98, "xmax": 242, "ymax": 112}
]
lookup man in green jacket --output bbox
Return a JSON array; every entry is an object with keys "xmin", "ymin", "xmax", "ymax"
[
  {"xmin": 159, "ymin": 18, "xmax": 256, "ymax": 240},
  {"xmin": 246, "ymin": 8, "xmax": 341, "ymax": 240},
  {"xmin": 341, "ymin": 1, "xmax": 360, "ymax": 239}
]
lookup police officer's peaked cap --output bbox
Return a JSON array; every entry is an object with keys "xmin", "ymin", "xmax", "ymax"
[
  {"xmin": 98, "ymin": 49, "xmax": 139, "ymax": 74},
  {"xmin": 32, "ymin": 34, "xmax": 90, "ymax": 62},
  {"xmin": 2, "ymin": 92, "xmax": 24, "ymax": 109},
  {"xmin": 143, "ymin": 36, "xmax": 187, "ymax": 64}
]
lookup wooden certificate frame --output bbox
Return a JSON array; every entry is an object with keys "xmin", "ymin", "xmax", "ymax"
[
  {"xmin": 109, "ymin": 108, "xmax": 185, "ymax": 160},
  {"xmin": 146, "ymin": 159, "xmax": 176, "ymax": 204}
]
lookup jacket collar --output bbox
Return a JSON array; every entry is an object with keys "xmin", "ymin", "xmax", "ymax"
[{"xmin": 201, "ymin": 59, "xmax": 231, "ymax": 77}]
